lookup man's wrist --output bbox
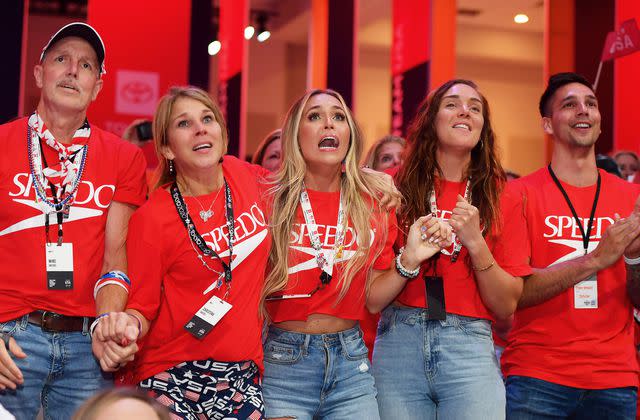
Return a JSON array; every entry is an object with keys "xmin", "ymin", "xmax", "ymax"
[{"xmin": 584, "ymin": 252, "xmax": 605, "ymax": 272}]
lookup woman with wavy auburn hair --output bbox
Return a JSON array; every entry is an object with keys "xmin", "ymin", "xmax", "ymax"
[{"xmin": 371, "ymin": 79, "xmax": 531, "ymax": 419}]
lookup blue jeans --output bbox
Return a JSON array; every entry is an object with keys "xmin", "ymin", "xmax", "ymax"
[
  {"xmin": 372, "ymin": 306, "xmax": 505, "ymax": 420},
  {"xmin": 262, "ymin": 325, "xmax": 380, "ymax": 419},
  {"xmin": 506, "ymin": 375, "xmax": 637, "ymax": 420},
  {"xmin": 0, "ymin": 315, "xmax": 112, "ymax": 420}
]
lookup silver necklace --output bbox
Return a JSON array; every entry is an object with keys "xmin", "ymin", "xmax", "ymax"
[{"xmin": 187, "ymin": 186, "xmax": 222, "ymax": 222}]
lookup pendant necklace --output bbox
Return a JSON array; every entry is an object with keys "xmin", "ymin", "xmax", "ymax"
[{"xmin": 187, "ymin": 185, "xmax": 222, "ymax": 222}]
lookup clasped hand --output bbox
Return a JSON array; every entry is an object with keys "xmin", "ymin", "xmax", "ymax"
[{"xmin": 91, "ymin": 312, "xmax": 141, "ymax": 372}]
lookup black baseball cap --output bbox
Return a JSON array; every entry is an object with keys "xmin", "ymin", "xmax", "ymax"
[{"xmin": 40, "ymin": 22, "xmax": 106, "ymax": 75}]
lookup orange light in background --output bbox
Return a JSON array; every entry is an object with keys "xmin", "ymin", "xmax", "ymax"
[{"xmin": 514, "ymin": 14, "xmax": 530, "ymax": 24}]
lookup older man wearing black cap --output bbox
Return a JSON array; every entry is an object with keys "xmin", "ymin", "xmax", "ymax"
[{"xmin": 0, "ymin": 22, "xmax": 147, "ymax": 418}]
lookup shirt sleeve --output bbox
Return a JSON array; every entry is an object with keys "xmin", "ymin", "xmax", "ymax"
[
  {"xmin": 493, "ymin": 182, "xmax": 532, "ymax": 277},
  {"xmin": 126, "ymin": 207, "xmax": 163, "ymax": 321},
  {"xmin": 113, "ymin": 143, "xmax": 148, "ymax": 207},
  {"xmin": 373, "ymin": 210, "xmax": 399, "ymax": 270}
]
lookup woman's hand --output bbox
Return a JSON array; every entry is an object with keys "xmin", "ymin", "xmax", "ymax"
[
  {"xmin": 361, "ymin": 167, "xmax": 401, "ymax": 210},
  {"xmin": 449, "ymin": 195, "xmax": 484, "ymax": 251},
  {"xmin": 402, "ymin": 214, "xmax": 453, "ymax": 269}
]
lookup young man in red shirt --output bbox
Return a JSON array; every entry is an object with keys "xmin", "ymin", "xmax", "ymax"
[
  {"xmin": 503, "ymin": 72, "xmax": 640, "ymax": 419},
  {"xmin": 0, "ymin": 23, "xmax": 147, "ymax": 418}
]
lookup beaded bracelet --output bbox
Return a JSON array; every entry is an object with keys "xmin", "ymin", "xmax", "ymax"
[{"xmin": 395, "ymin": 247, "xmax": 421, "ymax": 279}]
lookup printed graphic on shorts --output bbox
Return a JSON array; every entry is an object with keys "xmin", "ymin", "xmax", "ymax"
[{"xmin": 140, "ymin": 360, "xmax": 264, "ymax": 420}]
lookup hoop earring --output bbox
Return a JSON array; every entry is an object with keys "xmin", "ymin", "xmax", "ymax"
[{"xmin": 168, "ymin": 160, "xmax": 175, "ymax": 176}]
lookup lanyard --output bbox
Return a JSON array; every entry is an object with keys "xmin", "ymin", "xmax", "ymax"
[
  {"xmin": 429, "ymin": 179, "xmax": 471, "ymax": 262},
  {"xmin": 299, "ymin": 184, "xmax": 347, "ymax": 286},
  {"xmin": 37, "ymin": 137, "xmax": 82, "ymax": 246},
  {"xmin": 548, "ymin": 164, "xmax": 601, "ymax": 255},
  {"xmin": 171, "ymin": 180, "xmax": 235, "ymax": 293}
]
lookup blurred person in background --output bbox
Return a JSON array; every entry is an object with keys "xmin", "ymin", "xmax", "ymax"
[
  {"xmin": 252, "ymin": 129, "xmax": 282, "ymax": 173},
  {"xmin": 363, "ymin": 135, "xmax": 406, "ymax": 172},
  {"xmin": 614, "ymin": 151, "xmax": 639, "ymax": 181}
]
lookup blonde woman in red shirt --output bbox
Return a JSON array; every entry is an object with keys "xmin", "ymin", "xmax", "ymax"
[{"xmin": 261, "ymin": 89, "xmax": 450, "ymax": 419}]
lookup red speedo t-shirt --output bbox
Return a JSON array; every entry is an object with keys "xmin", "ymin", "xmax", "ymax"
[
  {"xmin": 502, "ymin": 168, "xmax": 640, "ymax": 389},
  {"xmin": 266, "ymin": 189, "xmax": 397, "ymax": 323},
  {"xmin": 395, "ymin": 178, "xmax": 531, "ymax": 320},
  {"xmin": 0, "ymin": 117, "xmax": 147, "ymax": 321},
  {"xmin": 126, "ymin": 156, "xmax": 272, "ymax": 382}
]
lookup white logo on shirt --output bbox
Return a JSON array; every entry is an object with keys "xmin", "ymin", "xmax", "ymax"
[
  {"xmin": 543, "ymin": 215, "xmax": 614, "ymax": 266},
  {"xmin": 0, "ymin": 172, "xmax": 114, "ymax": 236},
  {"xmin": 287, "ymin": 223, "xmax": 375, "ymax": 274},
  {"xmin": 200, "ymin": 203, "xmax": 269, "ymax": 295}
]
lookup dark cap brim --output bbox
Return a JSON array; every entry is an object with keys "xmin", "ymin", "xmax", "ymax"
[{"xmin": 40, "ymin": 22, "xmax": 106, "ymax": 74}]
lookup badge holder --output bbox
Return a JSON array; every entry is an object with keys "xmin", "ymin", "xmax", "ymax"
[
  {"xmin": 184, "ymin": 295, "xmax": 232, "ymax": 339},
  {"xmin": 46, "ymin": 242, "xmax": 74, "ymax": 290},
  {"xmin": 574, "ymin": 274, "xmax": 598, "ymax": 309},
  {"xmin": 424, "ymin": 256, "xmax": 446, "ymax": 320}
]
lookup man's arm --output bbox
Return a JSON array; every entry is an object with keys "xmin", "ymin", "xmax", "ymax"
[
  {"xmin": 625, "ymin": 196, "xmax": 640, "ymax": 308},
  {"xmin": 519, "ymin": 214, "xmax": 640, "ymax": 309},
  {"xmin": 95, "ymin": 201, "xmax": 137, "ymax": 315},
  {"xmin": 626, "ymin": 262, "xmax": 640, "ymax": 308}
]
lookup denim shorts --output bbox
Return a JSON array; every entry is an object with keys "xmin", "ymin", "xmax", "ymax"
[
  {"xmin": 372, "ymin": 306, "xmax": 505, "ymax": 420},
  {"xmin": 262, "ymin": 324, "xmax": 380, "ymax": 420},
  {"xmin": 0, "ymin": 315, "xmax": 112, "ymax": 420}
]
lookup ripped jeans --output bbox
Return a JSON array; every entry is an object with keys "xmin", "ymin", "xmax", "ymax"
[{"xmin": 262, "ymin": 324, "xmax": 380, "ymax": 420}]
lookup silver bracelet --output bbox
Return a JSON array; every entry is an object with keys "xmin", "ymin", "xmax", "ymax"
[
  {"xmin": 624, "ymin": 255, "xmax": 640, "ymax": 266},
  {"xmin": 395, "ymin": 247, "xmax": 421, "ymax": 279},
  {"xmin": 89, "ymin": 313, "xmax": 110, "ymax": 337}
]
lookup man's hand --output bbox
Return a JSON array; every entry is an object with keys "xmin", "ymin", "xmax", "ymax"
[
  {"xmin": 92, "ymin": 338, "xmax": 138, "ymax": 372},
  {"xmin": 0, "ymin": 334, "xmax": 26, "ymax": 390},
  {"xmin": 92, "ymin": 312, "xmax": 140, "ymax": 346},
  {"xmin": 91, "ymin": 312, "xmax": 141, "ymax": 372},
  {"xmin": 590, "ymin": 214, "xmax": 640, "ymax": 270}
]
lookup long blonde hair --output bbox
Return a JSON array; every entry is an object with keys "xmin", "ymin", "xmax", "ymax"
[{"xmin": 261, "ymin": 89, "xmax": 400, "ymax": 314}]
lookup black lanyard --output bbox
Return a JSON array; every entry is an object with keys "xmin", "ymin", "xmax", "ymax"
[
  {"xmin": 171, "ymin": 180, "xmax": 234, "ymax": 286},
  {"xmin": 548, "ymin": 164, "xmax": 601, "ymax": 255}
]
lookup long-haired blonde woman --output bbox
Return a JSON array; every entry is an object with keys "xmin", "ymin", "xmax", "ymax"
[
  {"xmin": 93, "ymin": 86, "xmax": 272, "ymax": 419},
  {"xmin": 260, "ymin": 89, "xmax": 448, "ymax": 419},
  {"xmin": 372, "ymin": 79, "xmax": 531, "ymax": 420}
]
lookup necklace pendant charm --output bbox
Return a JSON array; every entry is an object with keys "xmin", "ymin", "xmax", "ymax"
[
  {"xmin": 215, "ymin": 272, "xmax": 224, "ymax": 289},
  {"xmin": 335, "ymin": 245, "xmax": 344, "ymax": 259},
  {"xmin": 199, "ymin": 209, "xmax": 213, "ymax": 222}
]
